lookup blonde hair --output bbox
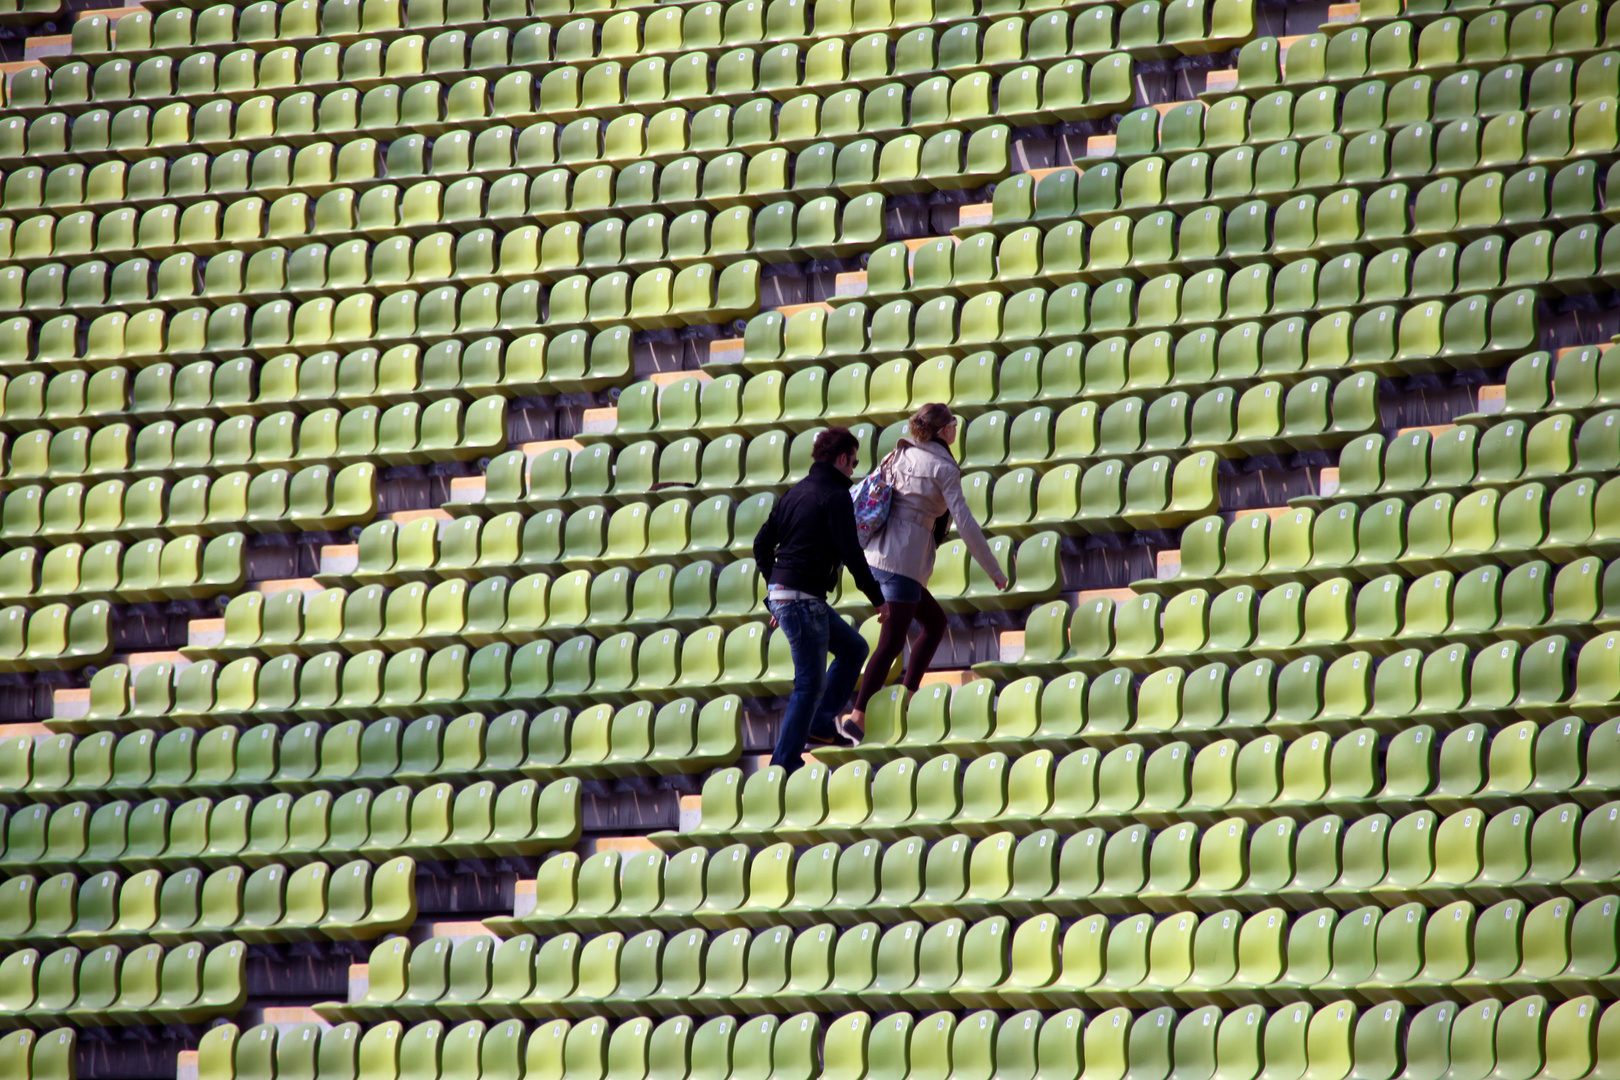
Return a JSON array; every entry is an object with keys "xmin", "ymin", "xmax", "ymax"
[{"xmin": 909, "ymin": 403, "xmax": 955, "ymax": 444}]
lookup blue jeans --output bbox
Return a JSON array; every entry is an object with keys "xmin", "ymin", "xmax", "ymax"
[{"xmin": 766, "ymin": 597, "xmax": 869, "ymax": 772}]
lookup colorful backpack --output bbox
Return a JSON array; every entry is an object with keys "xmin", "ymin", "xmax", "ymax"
[{"xmin": 851, "ymin": 450, "xmax": 900, "ymax": 547}]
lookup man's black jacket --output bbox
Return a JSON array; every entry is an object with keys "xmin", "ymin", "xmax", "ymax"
[{"xmin": 753, "ymin": 461, "xmax": 886, "ymax": 607}]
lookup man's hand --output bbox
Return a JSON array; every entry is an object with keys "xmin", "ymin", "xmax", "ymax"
[
  {"xmin": 993, "ymin": 573, "xmax": 1011, "ymax": 592},
  {"xmin": 769, "ymin": 615, "xmax": 778, "ymax": 628},
  {"xmin": 876, "ymin": 602, "xmax": 892, "ymax": 623}
]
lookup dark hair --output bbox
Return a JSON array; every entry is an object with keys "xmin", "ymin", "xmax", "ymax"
[
  {"xmin": 812, "ymin": 426, "xmax": 860, "ymax": 464},
  {"xmin": 909, "ymin": 403, "xmax": 955, "ymax": 444}
]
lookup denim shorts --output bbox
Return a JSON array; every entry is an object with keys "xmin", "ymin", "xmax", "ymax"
[{"xmin": 872, "ymin": 568, "xmax": 925, "ymax": 604}]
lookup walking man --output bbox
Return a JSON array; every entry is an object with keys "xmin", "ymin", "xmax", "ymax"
[{"xmin": 753, "ymin": 427, "xmax": 890, "ymax": 771}]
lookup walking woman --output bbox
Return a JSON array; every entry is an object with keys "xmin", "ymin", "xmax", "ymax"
[{"xmin": 847, "ymin": 403, "xmax": 1009, "ymax": 736}]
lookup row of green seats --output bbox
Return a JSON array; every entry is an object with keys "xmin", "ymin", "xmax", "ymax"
[
  {"xmin": 0, "ymin": 364, "xmax": 241, "ymax": 434},
  {"xmin": 0, "ymin": 776, "xmax": 580, "ymax": 871},
  {"xmin": 693, "ymin": 325, "xmax": 1364, "ymax": 420},
  {"xmin": 0, "ymin": 697, "xmax": 740, "ymax": 801},
  {"xmin": 80, "ymin": 0, "xmax": 1118, "ymax": 68},
  {"xmin": 612, "ymin": 371, "xmax": 1378, "ymax": 477},
  {"xmin": 0, "ymin": 1030, "xmax": 71, "ymax": 1080},
  {"xmin": 487, "ymin": 428, "xmax": 871, "ymax": 507},
  {"xmin": 0, "ymin": 71, "xmax": 1018, "ymax": 188},
  {"xmin": 18, "ymin": 30, "xmax": 1138, "ymax": 136},
  {"xmin": 1484, "ymin": 344, "xmax": 1620, "ymax": 421},
  {"xmin": 725, "ymin": 286, "xmax": 1539, "ymax": 377},
  {"xmin": 540, "ymin": 259, "xmax": 765, "ymax": 331},
  {"xmin": 1000, "ymin": 575, "xmax": 1593, "ymax": 704},
  {"xmin": 0, "ymin": 144, "xmax": 985, "ymax": 280},
  {"xmin": 1223, "ymin": 29, "xmax": 1573, "ymax": 96},
  {"xmin": 200, "ymin": 574, "xmax": 768, "ymax": 652},
  {"xmin": 203, "ymin": 0, "xmax": 884, "ymax": 49},
  {"xmin": 0, "ymin": 396, "xmax": 507, "ymax": 483},
  {"xmin": 24, "ymin": 198, "xmax": 877, "ymax": 313},
  {"xmin": 616, "ymin": 359, "xmax": 1377, "ymax": 468},
  {"xmin": 1311, "ymin": 0, "xmax": 1495, "ymax": 27},
  {"xmin": 669, "ymin": 722, "xmax": 1620, "ymax": 831},
  {"xmin": 0, "ymin": 461, "xmax": 376, "ymax": 544},
  {"xmin": 1366, "ymin": 0, "xmax": 1590, "ymax": 27},
  {"xmin": 0, "ymin": 855, "xmax": 417, "ymax": 946},
  {"xmin": 85, "ymin": 0, "xmax": 1150, "ymax": 62},
  {"xmin": 100, "ymin": 622, "xmax": 801, "ymax": 714},
  {"xmin": 0, "ymin": 129, "xmax": 546, "ymax": 213},
  {"xmin": 1038, "ymin": 179, "xmax": 1602, "ymax": 281},
  {"xmin": 75, "ymin": 0, "xmax": 832, "ymax": 60},
  {"xmin": 0, "ymin": 130, "xmax": 993, "ymax": 238},
  {"xmin": 0, "ymin": 134, "xmax": 394, "ymax": 212},
  {"xmin": 0, "ymin": 532, "xmax": 246, "ymax": 605},
  {"xmin": 489, "ymin": 890, "xmax": 1612, "ymax": 1004},
  {"xmin": 0, "ymin": 231, "xmax": 740, "ymax": 323},
  {"xmin": 199, "ymin": 541, "xmax": 1048, "ymax": 667},
  {"xmin": 540, "ymin": 469, "xmax": 1045, "ymax": 569},
  {"xmin": 529, "ymin": 41, "xmax": 1126, "ymax": 122},
  {"xmin": 0, "ymin": 940, "xmax": 244, "ymax": 1027},
  {"xmin": 507, "ymin": 733, "xmax": 1597, "ymax": 910},
  {"xmin": 327, "ymin": 902, "xmax": 1590, "ymax": 1020},
  {"xmin": 1321, "ymin": 412, "xmax": 1620, "ymax": 507},
  {"xmin": 482, "ymin": 430, "xmax": 1213, "ymax": 541},
  {"xmin": 489, "ymin": 414, "xmax": 1216, "ymax": 534},
  {"xmin": 0, "ymin": 349, "xmax": 536, "ymax": 432},
  {"xmin": 482, "ymin": 413, "xmax": 1067, "ymax": 508},
  {"xmin": 335, "ymin": 512, "xmax": 765, "ymax": 586},
  {"xmin": 504, "ymin": 806, "xmax": 1620, "ymax": 933},
  {"xmin": 605, "ymin": 357, "xmax": 1020, "ymax": 446},
  {"xmin": 1189, "ymin": 447, "xmax": 1620, "ymax": 571},
  {"xmin": 504, "ymin": 778, "xmax": 1584, "ymax": 927},
  {"xmin": 1137, "ymin": 557, "xmax": 1597, "ymax": 654},
  {"xmin": 990, "ymin": 154, "xmax": 1602, "ymax": 258},
  {"xmin": 73, "ymin": 631, "xmax": 802, "ymax": 729},
  {"xmin": 1283, "ymin": 10, "xmax": 1615, "ymax": 93},
  {"xmin": 72, "ymin": 628, "xmax": 822, "ymax": 731},
  {"xmin": 195, "ymin": 998, "xmax": 1615, "ymax": 1080},
  {"xmin": 514, "ymin": 71, "xmax": 1108, "ymax": 159},
  {"xmin": 495, "ymin": 128, "xmax": 1009, "ymax": 209},
  {"xmin": 1010, "ymin": 566, "xmax": 1575, "ymax": 674},
  {"xmin": 1119, "ymin": 49, "xmax": 1620, "ymax": 163},
  {"xmin": 1097, "ymin": 162, "xmax": 1611, "ymax": 259},
  {"xmin": 48, "ymin": 13, "xmax": 1153, "ymax": 121},
  {"xmin": 947, "ymin": 596, "xmax": 1609, "ymax": 726},
  {"xmin": 0, "ymin": 271, "xmax": 751, "ymax": 364},
  {"xmin": 0, "ymin": 196, "xmax": 859, "ymax": 296},
  {"xmin": 0, "ymin": 318, "xmax": 627, "ymax": 404},
  {"xmin": 964, "ymin": 453, "xmax": 1214, "ymax": 537},
  {"xmin": 878, "ymin": 221, "xmax": 1589, "ymax": 322},
  {"xmin": 845, "ymin": 657, "xmax": 1594, "ymax": 780},
  {"xmin": 0, "ymin": 600, "xmax": 108, "ymax": 672},
  {"xmin": 43, "ymin": 18, "xmax": 891, "ymax": 108},
  {"xmin": 195, "ymin": 1017, "xmax": 531, "ymax": 1080},
  {"xmin": 675, "ymin": 718, "xmax": 1616, "ymax": 825},
  {"xmin": 0, "ymin": 78, "xmax": 518, "ymax": 166},
  {"xmin": 322, "ymin": 525, "xmax": 1011, "ymax": 632},
  {"xmin": 1157, "ymin": 474, "xmax": 1620, "ymax": 601},
  {"xmin": 172, "ymin": 255, "xmax": 746, "ymax": 342},
  {"xmin": 200, "ymin": 1014, "xmax": 827, "ymax": 1080}
]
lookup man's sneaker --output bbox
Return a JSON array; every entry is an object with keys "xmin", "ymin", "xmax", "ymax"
[{"xmin": 807, "ymin": 724, "xmax": 858, "ymax": 749}]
